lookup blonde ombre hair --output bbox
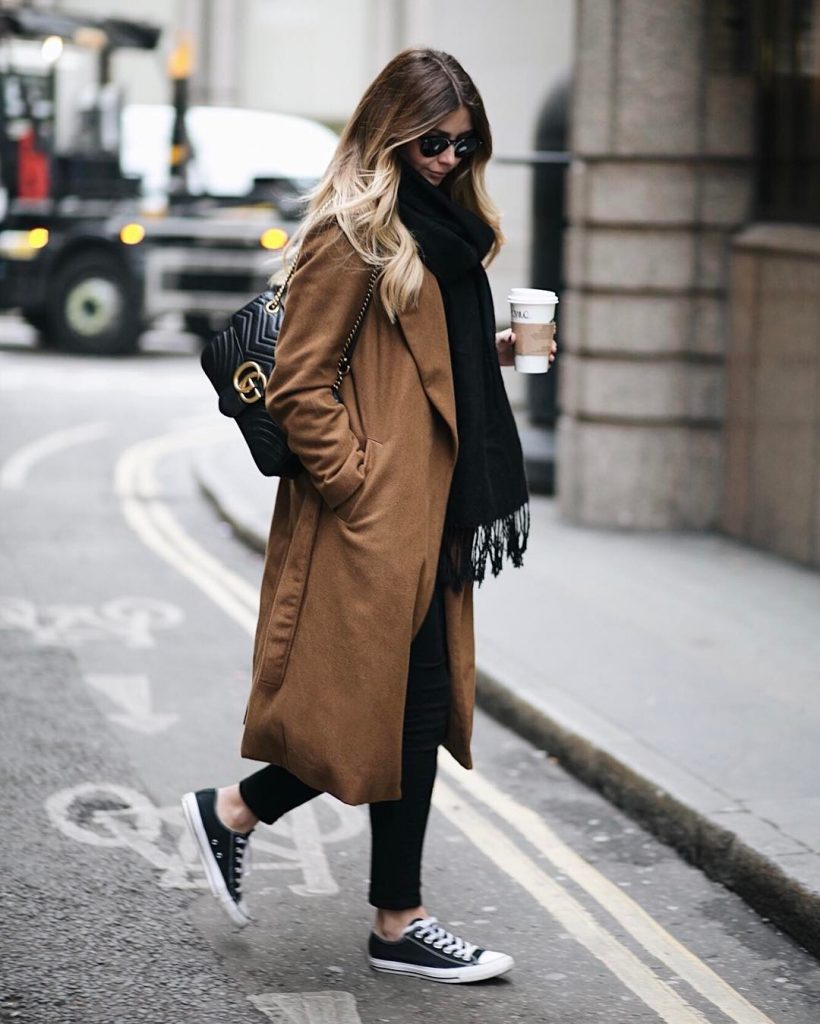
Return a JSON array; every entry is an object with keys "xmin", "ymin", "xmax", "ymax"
[{"xmin": 273, "ymin": 47, "xmax": 504, "ymax": 322}]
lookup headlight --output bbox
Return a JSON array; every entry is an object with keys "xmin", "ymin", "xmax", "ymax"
[
  {"xmin": 260, "ymin": 228, "xmax": 288, "ymax": 251},
  {"xmin": 0, "ymin": 229, "xmax": 48, "ymax": 259},
  {"xmin": 28, "ymin": 227, "xmax": 49, "ymax": 249},
  {"xmin": 119, "ymin": 223, "xmax": 146, "ymax": 245}
]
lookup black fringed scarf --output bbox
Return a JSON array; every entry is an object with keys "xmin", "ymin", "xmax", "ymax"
[{"xmin": 397, "ymin": 161, "xmax": 530, "ymax": 591}]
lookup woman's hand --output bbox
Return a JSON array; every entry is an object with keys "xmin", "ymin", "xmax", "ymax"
[
  {"xmin": 495, "ymin": 328, "xmax": 558, "ymax": 367},
  {"xmin": 495, "ymin": 327, "xmax": 516, "ymax": 366}
]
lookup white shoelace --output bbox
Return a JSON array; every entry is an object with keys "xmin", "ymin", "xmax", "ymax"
[
  {"xmin": 233, "ymin": 834, "xmax": 250, "ymax": 891},
  {"xmin": 409, "ymin": 917, "xmax": 478, "ymax": 961}
]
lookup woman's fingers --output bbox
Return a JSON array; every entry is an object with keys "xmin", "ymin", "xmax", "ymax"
[{"xmin": 495, "ymin": 329, "xmax": 515, "ymax": 366}]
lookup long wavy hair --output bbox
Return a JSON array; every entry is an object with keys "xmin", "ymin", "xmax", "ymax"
[{"xmin": 272, "ymin": 47, "xmax": 504, "ymax": 322}]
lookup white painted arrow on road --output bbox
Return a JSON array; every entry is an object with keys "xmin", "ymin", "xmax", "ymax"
[
  {"xmin": 248, "ymin": 991, "xmax": 362, "ymax": 1024},
  {"xmin": 85, "ymin": 674, "xmax": 178, "ymax": 734}
]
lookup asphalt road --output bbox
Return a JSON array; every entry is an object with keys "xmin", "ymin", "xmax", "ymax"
[{"xmin": 2, "ymin": 328, "xmax": 819, "ymax": 1024}]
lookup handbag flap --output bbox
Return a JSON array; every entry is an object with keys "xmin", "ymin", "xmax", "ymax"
[{"xmin": 200, "ymin": 289, "xmax": 284, "ymax": 420}]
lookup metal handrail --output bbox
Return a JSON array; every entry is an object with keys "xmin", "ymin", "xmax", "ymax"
[{"xmin": 494, "ymin": 151, "xmax": 571, "ymax": 165}]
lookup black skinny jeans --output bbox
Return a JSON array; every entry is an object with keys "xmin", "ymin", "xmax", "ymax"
[{"xmin": 238, "ymin": 580, "xmax": 451, "ymax": 910}]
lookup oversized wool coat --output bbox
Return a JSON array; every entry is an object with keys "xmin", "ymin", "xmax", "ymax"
[{"xmin": 240, "ymin": 222, "xmax": 476, "ymax": 805}]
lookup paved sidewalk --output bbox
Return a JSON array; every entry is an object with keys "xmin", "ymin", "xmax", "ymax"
[{"xmin": 195, "ymin": 438, "xmax": 820, "ymax": 956}]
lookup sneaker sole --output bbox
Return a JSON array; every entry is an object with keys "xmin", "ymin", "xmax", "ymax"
[
  {"xmin": 181, "ymin": 791, "xmax": 251, "ymax": 928},
  {"xmin": 368, "ymin": 953, "xmax": 514, "ymax": 984}
]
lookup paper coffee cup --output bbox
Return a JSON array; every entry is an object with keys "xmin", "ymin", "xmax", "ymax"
[{"xmin": 507, "ymin": 288, "xmax": 558, "ymax": 373}]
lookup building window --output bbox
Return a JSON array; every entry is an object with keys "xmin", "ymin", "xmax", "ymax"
[{"xmin": 755, "ymin": 0, "xmax": 820, "ymax": 223}]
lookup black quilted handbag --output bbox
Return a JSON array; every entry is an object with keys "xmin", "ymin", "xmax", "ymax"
[{"xmin": 200, "ymin": 261, "xmax": 379, "ymax": 477}]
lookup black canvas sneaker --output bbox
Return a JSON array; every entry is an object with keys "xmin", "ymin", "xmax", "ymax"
[
  {"xmin": 368, "ymin": 916, "xmax": 514, "ymax": 983},
  {"xmin": 181, "ymin": 788, "xmax": 253, "ymax": 927}
]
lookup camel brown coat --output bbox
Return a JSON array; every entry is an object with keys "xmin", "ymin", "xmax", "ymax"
[{"xmin": 240, "ymin": 223, "xmax": 475, "ymax": 805}]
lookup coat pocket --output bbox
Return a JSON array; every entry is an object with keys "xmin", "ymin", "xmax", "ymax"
[
  {"xmin": 255, "ymin": 487, "xmax": 321, "ymax": 688},
  {"xmin": 332, "ymin": 437, "xmax": 381, "ymax": 524}
]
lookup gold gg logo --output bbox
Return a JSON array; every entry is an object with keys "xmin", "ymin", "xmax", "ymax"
[{"xmin": 232, "ymin": 361, "xmax": 268, "ymax": 404}]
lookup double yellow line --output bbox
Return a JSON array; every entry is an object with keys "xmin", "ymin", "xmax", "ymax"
[{"xmin": 115, "ymin": 425, "xmax": 776, "ymax": 1024}]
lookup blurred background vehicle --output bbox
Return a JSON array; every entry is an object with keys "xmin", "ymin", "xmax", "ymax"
[
  {"xmin": 119, "ymin": 103, "xmax": 338, "ymax": 215},
  {"xmin": 0, "ymin": 5, "xmax": 336, "ymax": 355}
]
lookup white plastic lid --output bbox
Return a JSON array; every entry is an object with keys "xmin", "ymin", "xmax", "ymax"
[{"xmin": 507, "ymin": 287, "xmax": 558, "ymax": 304}]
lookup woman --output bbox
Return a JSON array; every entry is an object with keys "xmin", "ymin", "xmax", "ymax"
[{"xmin": 182, "ymin": 47, "xmax": 557, "ymax": 984}]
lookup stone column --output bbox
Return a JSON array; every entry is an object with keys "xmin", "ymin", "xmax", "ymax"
[
  {"xmin": 558, "ymin": 0, "xmax": 755, "ymax": 528},
  {"xmin": 724, "ymin": 225, "xmax": 820, "ymax": 569}
]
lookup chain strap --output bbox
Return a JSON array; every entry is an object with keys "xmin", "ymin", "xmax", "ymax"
[
  {"xmin": 263, "ymin": 258, "xmax": 297, "ymax": 315},
  {"xmin": 264, "ymin": 198, "xmax": 334, "ymax": 315},
  {"xmin": 331, "ymin": 267, "xmax": 379, "ymax": 400},
  {"xmin": 263, "ymin": 210, "xmax": 379, "ymax": 400}
]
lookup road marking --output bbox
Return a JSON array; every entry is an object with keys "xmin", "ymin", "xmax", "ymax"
[
  {"xmin": 434, "ymin": 778, "xmax": 710, "ymax": 1024},
  {"xmin": 0, "ymin": 421, "xmax": 109, "ymax": 489},
  {"xmin": 284, "ymin": 803, "xmax": 350, "ymax": 897},
  {"xmin": 0, "ymin": 596, "xmax": 183, "ymax": 647},
  {"xmin": 45, "ymin": 782, "xmax": 365, "ymax": 895},
  {"xmin": 114, "ymin": 426, "xmax": 259, "ymax": 634},
  {"xmin": 249, "ymin": 991, "xmax": 362, "ymax": 1024},
  {"xmin": 440, "ymin": 759, "xmax": 775, "ymax": 1024},
  {"xmin": 46, "ymin": 782, "xmax": 161, "ymax": 848},
  {"xmin": 85, "ymin": 673, "xmax": 178, "ymax": 734},
  {"xmin": 115, "ymin": 426, "xmax": 776, "ymax": 1024}
]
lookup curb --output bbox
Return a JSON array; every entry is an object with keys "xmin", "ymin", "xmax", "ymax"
[
  {"xmin": 195, "ymin": 451, "xmax": 269, "ymax": 556},
  {"xmin": 474, "ymin": 669, "xmax": 820, "ymax": 957},
  {"xmin": 192, "ymin": 452, "xmax": 820, "ymax": 958}
]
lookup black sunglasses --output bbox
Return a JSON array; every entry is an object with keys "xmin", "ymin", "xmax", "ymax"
[{"xmin": 418, "ymin": 133, "xmax": 482, "ymax": 159}]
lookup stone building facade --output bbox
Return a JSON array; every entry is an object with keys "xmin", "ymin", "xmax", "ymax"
[{"xmin": 560, "ymin": 0, "xmax": 820, "ymax": 571}]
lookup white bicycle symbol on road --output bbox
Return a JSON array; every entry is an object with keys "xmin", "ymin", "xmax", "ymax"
[
  {"xmin": 46, "ymin": 782, "xmax": 365, "ymax": 897},
  {"xmin": 0, "ymin": 597, "xmax": 183, "ymax": 648}
]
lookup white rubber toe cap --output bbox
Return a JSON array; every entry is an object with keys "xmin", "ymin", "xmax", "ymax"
[{"xmin": 476, "ymin": 950, "xmax": 514, "ymax": 973}]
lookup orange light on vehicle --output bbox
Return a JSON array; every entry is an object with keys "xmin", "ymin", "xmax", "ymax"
[
  {"xmin": 169, "ymin": 37, "xmax": 194, "ymax": 80},
  {"xmin": 28, "ymin": 227, "xmax": 49, "ymax": 249},
  {"xmin": 120, "ymin": 223, "xmax": 146, "ymax": 245},
  {"xmin": 260, "ymin": 228, "xmax": 288, "ymax": 251}
]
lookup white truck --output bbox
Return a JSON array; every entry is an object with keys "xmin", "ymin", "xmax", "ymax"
[{"xmin": 0, "ymin": 6, "xmax": 336, "ymax": 354}]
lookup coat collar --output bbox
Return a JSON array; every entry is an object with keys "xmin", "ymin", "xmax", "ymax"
[{"xmin": 396, "ymin": 266, "xmax": 459, "ymax": 458}]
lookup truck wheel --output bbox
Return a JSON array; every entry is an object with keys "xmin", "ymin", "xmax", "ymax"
[{"xmin": 47, "ymin": 253, "xmax": 141, "ymax": 355}]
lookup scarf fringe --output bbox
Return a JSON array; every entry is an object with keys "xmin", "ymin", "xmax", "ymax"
[{"xmin": 438, "ymin": 501, "xmax": 530, "ymax": 593}]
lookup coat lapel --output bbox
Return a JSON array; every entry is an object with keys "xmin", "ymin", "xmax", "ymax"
[{"xmin": 397, "ymin": 268, "xmax": 459, "ymax": 456}]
